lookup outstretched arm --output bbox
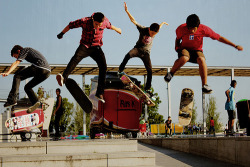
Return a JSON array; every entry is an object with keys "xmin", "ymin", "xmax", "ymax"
[
  {"xmin": 218, "ymin": 36, "xmax": 243, "ymax": 51},
  {"xmin": 0, "ymin": 60, "xmax": 21, "ymax": 77},
  {"xmin": 57, "ymin": 25, "xmax": 70, "ymax": 39},
  {"xmin": 124, "ymin": 2, "xmax": 137, "ymax": 25},
  {"xmin": 111, "ymin": 25, "xmax": 122, "ymax": 34},
  {"xmin": 159, "ymin": 22, "xmax": 169, "ymax": 29}
]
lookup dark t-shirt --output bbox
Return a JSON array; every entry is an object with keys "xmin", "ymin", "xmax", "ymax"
[
  {"xmin": 165, "ymin": 120, "xmax": 172, "ymax": 128},
  {"xmin": 56, "ymin": 95, "xmax": 63, "ymax": 112},
  {"xmin": 134, "ymin": 24, "xmax": 154, "ymax": 53},
  {"xmin": 17, "ymin": 47, "xmax": 51, "ymax": 71}
]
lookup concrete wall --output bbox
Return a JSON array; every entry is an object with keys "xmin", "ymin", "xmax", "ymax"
[
  {"xmin": 0, "ymin": 110, "xmax": 10, "ymax": 140},
  {"xmin": 138, "ymin": 137, "xmax": 250, "ymax": 167}
]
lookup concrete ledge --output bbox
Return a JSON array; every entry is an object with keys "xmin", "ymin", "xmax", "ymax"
[
  {"xmin": 0, "ymin": 139, "xmax": 137, "ymax": 156},
  {"xmin": 47, "ymin": 139, "xmax": 137, "ymax": 154},
  {"xmin": 1, "ymin": 153, "xmax": 108, "ymax": 167},
  {"xmin": 0, "ymin": 142, "xmax": 46, "ymax": 155},
  {"xmin": 0, "ymin": 140, "xmax": 155, "ymax": 166},
  {"xmin": 0, "ymin": 151, "xmax": 155, "ymax": 167},
  {"xmin": 108, "ymin": 151, "xmax": 155, "ymax": 167},
  {"xmin": 138, "ymin": 137, "xmax": 250, "ymax": 167}
]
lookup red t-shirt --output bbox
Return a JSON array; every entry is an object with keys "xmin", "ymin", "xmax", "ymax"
[
  {"xmin": 176, "ymin": 23, "xmax": 220, "ymax": 51},
  {"xmin": 210, "ymin": 119, "xmax": 214, "ymax": 127},
  {"xmin": 69, "ymin": 13, "xmax": 112, "ymax": 48}
]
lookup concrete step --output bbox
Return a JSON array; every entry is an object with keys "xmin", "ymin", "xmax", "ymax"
[
  {"xmin": 0, "ymin": 139, "xmax": 156, "ymax": 166},
  {"xmin": 0, "ymin": 139, "xmax": 138, "ymax": 156},
  {"xmin": 0, "ymin": 151, "xmax": 155, "ymax": 167}
]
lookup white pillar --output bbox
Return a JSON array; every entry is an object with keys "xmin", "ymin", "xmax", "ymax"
[
  {"xmin": 231, "ymin": 68, "xmax": 234, "ymax": 81},
  {"xmin": 144, "ymin": 75, "xmax": 148, "ymax": 120},
  {"xmin": 202, "ymin": 92, "xmax": 206, "ymax": 135},
  {"xmin": 82, "ymin": 75, "xmax": 86, "ymax": 136},
  {"xmin": 167, "ymin": 68, "xmax": 171, "ymax": 117}
]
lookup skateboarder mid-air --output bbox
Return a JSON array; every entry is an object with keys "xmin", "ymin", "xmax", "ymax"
[
  {"xmin": 118, "ymin": 2, "xmax": 168, "ymax": 98},
  {"xmin": 56, "ymin": 12, "xmax": 122, "ymax": 103},
  {"xmin": 0, "ymin": 45, "xmax": 51, "ymax": 113},
  {"xmin": 164, "ymin": 14, "xmax": 243, "ymax": 94}
]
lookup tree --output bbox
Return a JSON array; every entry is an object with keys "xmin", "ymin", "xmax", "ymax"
[
  {"xmin": 205, "ymin": 96, "xmax": 222, "ymax": 132},
  {"xmin": 60, "ymin": 98, "xmax": 74, "ymax": 133},
  {"xmin": 49, "ymin": 97, "xmax": 74, "ymax": 135},
  {"xmin": 141, "ymin": 86, "xmax": 164, "ymax": 124},
  {"xmin": 68, "ymin": 85, "xmax": 91, "ymax": 134},
  {"xmin": 191, "ymin": 100, "xmax": 198, "ymax": 125}
]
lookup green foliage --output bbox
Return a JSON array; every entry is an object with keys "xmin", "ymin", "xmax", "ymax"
[
  {"xmin": 205, "ymin": 96, "xmax": 223, "ymax": 132},
  {"xmin": 67, "ymin": 85, "xmax": 91, "ymax": 134},
  {"xmin": 191, "ymin": 99, "xmax": 198, "ymax": 125},
  {"xmin": 141, "ymin": 86, "xmax": 164, "ymax": 124},
  {"xmin": 49, "ymin": 97, "xmax": 74, "ymax": 134},
  {"xmin": 60, "ymin": 98, "xmax": 74, "ymax": 132},
  {"xmin": 67, "ymin": 104, "xmax": 91, "ymax": 134},
  {"xmin": 37, "ymin": 87, "xmax": 44, "ymax": 99}
]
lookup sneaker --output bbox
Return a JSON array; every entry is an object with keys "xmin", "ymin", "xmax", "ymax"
[
  {"xmin": 117, "ymin": 71, "xmax": 125, "ymax": 77},
  {"xmin": 144, "ymin": 90, "xmax": 156, "ymax": 101},
  {"xmin": 164, "ymin": 72, "xmax": 173, "ymax": 83},
  {"xmin": 202, "ymin": 84, "xmax": 213, "ymax": 94},
  {"xmin": 95, "ymin": 94, "xmax": 105, "ymax": 103},
  {"xmin": 4, "ymin": 101, "xmax": 17, "ymax": 108},
  {"xmin": 27, "ymin": 102, "xmax": 41, "ymax": 113},
  {"xmin": 56, "ymin": 73, "xmax": 64, "ymax": 86}
]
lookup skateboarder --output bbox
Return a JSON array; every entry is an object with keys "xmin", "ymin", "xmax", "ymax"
[
  {"xmin": 118, "ymin": 2, "xmax": 168, "ymax": 97},
  {"xmin": 0, "ymin": 45, "xmax": 51, "ymax": 113},
  {"xmin": 56, "ymin": 12, "xmax": 122, "ymax": 103},
  {"xmin": 165, "ymin": 116, "xmax": 172, "ymax": 137},
  {"xmin": 225, "ymin": 80, "xmax": 237, "ymax": 133},
  {"xmin": 164, "ymin": 14, "xmax": 243, "ymax": 94},
  {"xmin": 53, "ymin": 88, "xmax": 64, "ymax": 139}
]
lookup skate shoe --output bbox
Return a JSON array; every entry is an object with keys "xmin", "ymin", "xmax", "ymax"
[{"xmin": 202, "ymin": 84, "xmax": 213, "ymax": 94}]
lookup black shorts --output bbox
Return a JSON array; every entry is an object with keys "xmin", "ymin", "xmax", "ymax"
[
  {"xmin": 227, "ymin": 110, "xmax": 236, "ymax": 121},
  {"xmin": 177, "ymin": 49, "xmax": 205, "ymax": 63}
]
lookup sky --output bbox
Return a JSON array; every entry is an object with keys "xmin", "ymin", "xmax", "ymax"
[{"xmin": 0, "ymin": 0, "xmax": 250, "ymax": 127}]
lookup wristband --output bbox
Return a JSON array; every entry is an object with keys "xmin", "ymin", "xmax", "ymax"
[{"xmin": 235, "ymin": 45, "xmax": 238, "ymax": 49}]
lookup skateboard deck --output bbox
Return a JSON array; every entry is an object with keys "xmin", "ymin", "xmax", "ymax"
[
  {"xmin": 120, "ymin": 75, "xmax": 155, "ymax": 106},
  {"xmin": 5, "ymin": 113, "xmax": 39, "ymax": 131},
  {"xmin": 65, "ymin": 78, "xmax": 93, "ymax": 113},
  {"xmin": 178, "ymin": 88, "xmax": 194, "ymax": 126}
]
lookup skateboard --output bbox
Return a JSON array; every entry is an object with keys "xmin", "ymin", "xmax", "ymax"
[
  {"xmin": 65, "ymin": 78, "xmax": 93, "ymax": 113},
  {"xmin": 178, "ymin": 88, "xmax": 194, "ymax": 125},
  {"xmin": 120, "ymin": 75, "xmax": 155, "ymax": 106},
  {"xmin": 5, "ymin": 113, "xmax": 39, "ymax": 131}
]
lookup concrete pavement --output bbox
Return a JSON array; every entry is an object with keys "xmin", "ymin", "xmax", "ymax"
[{"xmin": 138, "ymin": 142, "xmax": 238, "ymax": 167}]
